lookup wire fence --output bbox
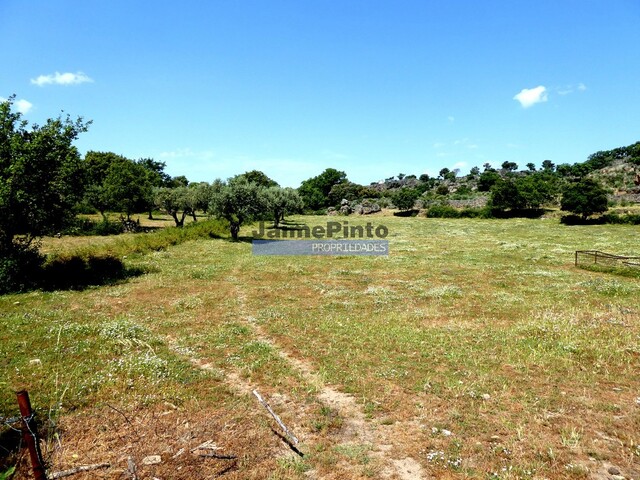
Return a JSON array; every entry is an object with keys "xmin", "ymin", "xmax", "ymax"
[{"xmin": 575, "ymin": 250, "xmax": 640, "ymax": 269}]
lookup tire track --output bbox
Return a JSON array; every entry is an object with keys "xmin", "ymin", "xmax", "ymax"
[{"xmin": 224, "ymin": 276, "xmax": 429, "ymax": 480}]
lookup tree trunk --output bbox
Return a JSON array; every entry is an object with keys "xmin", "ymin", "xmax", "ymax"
[
  {"xmin": 180, "ymin": 210, "xmax": 188, "ymax": 227},
  {"xmin": 190, "ymin": 209, "xmax": 197, "ymax": 222},
  {"xmin": 170, "ymin": 211, "xmax": 183, "ymax": 227},
  {"xmin": 273, "ymin": 209, "xmax": 282, "ymax": 228},
  {"xmin": 230, "ymin": 223, "xmax": 240, "ymax": 241}
]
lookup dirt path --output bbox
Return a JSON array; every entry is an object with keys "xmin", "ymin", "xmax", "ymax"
[{"xmin": 194, "ymin": 275, "xmax": 430, "ymax": 480}]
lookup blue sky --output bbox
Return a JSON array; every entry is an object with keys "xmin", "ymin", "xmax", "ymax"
[{"xmin": 2, "ymin": 1, "xmax": 639, "ymax": 187}]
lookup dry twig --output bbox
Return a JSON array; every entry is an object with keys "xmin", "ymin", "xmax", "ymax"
[{"xmin": 49, "ymin": 463, "xmax": 110, "ymax": 479}]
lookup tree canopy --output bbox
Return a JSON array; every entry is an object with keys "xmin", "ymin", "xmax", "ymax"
[
  {"xmin": 561, "ymin": 178, "xmax": 609, "ymax": 218},
  {"xmin": 242, "ymin": 170, "xmax": 279, "ymax": 188},
  {"xmin": 209, "ymin": 176, "xmax": 269, "ymax": 240},
  {"xmin": 102, "ymin": 156, "xmax": 153, "ymax": 220},
  {"xmin": 489, "ymin": 173, "xmax": 558, "ymax": 212},
  {"xmin": 393, "ymin": 188, "xmax": 419, "ymax": 211},
  {"xmin": 264, "ymin": 186, "xmax": 303, "ymax": 227},
  {"xmin": 0, "ymin": 96, "xmax": 90, "ymax": 290},
  {"xmin": 298, "ymin": 168, "xmax": 347, "ymax": 210},
  {"xmin": 0, "ymin": 96, "xmax": 90, "ymax": 250}
]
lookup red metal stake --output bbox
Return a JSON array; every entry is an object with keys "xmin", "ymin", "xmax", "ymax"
[{"xmin": 16, "ymin": 390, "xmax": 47, "ymax": 480}]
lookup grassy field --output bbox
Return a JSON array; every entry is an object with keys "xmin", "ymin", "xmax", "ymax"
[{"xmin": 1, "ymin": 215, "xmax": 639, "ymax": 479}]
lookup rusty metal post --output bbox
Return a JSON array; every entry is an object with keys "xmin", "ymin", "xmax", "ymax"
[{"xmin": 16, "ymin": 390, "xmax": 47, "ymax": 480}]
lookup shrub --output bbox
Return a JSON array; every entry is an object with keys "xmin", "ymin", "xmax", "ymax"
[
  {"xmin": 63, "ymin": 218, "xmax": 125, "ymax": 236},
  {"xmin": 39, "ymin": 254, "xmax": 135, "ymax": 290},
  {"xmin": 92, "ymin": 219, "xmax": 126, "ymax": 235},
  {"xmin": 459, "ymin": 207, "xmax": 493, "ymax": 218},
  {"xmin": 602, "ymin": 213, "xmax": 640, "ymax": 225},
  {"xmin": 0, "ymin": 218, "xmax": 229, "ymax": 294},
  {"xmin": 426, "ymin": 205, "xmax": 460, "ymax": 218},
  {"xmin": 560, "ymin": 213, "xmax": 640, "ymax": 225},
  {"xmin": 0, "ymin": 244, "xmax": 44, "ymax": 294},
  {"xmin": 425, "ymin": 205, "xmax": 493, "ymax": 219}
]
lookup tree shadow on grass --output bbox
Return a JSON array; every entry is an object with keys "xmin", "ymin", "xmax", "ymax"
[
  {"xmin": 230, "ymin": 236, "xmax": 256, "ymax": 244},
  {"xmin": 279, "ymin": 219, "xmax": 307, "ymax": 227},
  {"xmin": 38, "ymin": 255, "xmax": 148, "ymax": 291},
  {"xmin": 490, "ymin": 208, "xmax": 549, "ymax": 219},
  {"xmin": 393, "ymin": 209, "xmax": 419, "ymax": 217},
  {"xmin": 234, "ymin": 221, "xmax": 313, "ymax": 244},
  {"xmin": 561, "ymin": 213, "xmax": 640, "ymax": 225}
]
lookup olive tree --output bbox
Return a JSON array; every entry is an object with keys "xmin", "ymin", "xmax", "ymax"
[
  {"xmin": 209, "ymin": 176, "xmax": 268, "ymax": 240},
  {"xmin": 154, "ymin": 186, "xmax": 191, "ymax": 227},
  {"xmin": 264, "ymin": 186, "xmax": 303, "ymax": 227}
]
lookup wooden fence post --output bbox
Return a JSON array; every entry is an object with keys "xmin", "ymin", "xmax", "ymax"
[{"xmin": 16, "ymin": 390, "xmax": 47, "ymax": 480}]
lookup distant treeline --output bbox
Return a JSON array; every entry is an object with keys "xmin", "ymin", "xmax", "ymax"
[{"xmin": 1, "ymin": 94, "xmax": 639, "ymax": 292}]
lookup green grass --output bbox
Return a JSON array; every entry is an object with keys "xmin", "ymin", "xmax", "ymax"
[{"xmin": 2, "ymin": 215, "xmax": 639, "ymax": 478}]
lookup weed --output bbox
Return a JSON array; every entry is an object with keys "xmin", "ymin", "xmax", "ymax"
[{"xmin": 334, "ymin": 443, "xmax": 372, "ymax": 464}]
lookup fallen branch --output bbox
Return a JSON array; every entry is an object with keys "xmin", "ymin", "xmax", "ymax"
[
  {"xmin": 252, "ymin": 389, "xmax": 299, "ymax": 445},
  {"xmin": 190, "ymin": 440, "xmax": 221, "ymax": 452},
  {"xmin": 198, "ymin": 453, "xmax": 238, "ymax": 460},
  {"xmin": 49, "ymin": 463, "xmax": 110, "ymax": 479}
]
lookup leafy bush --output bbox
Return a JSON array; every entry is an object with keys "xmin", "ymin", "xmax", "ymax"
[
  {"xmin": 92, "ymin": 219, "xmax": 126, "ymax": 235},
  {"xmin": 450, "ymin": 185, "xmax": 473, "ymax": 198},
  {"xmin": 426, "ymin": 205, "xmax": 493, "ymax": 219},
  {"xmin": 560, "ymin": 213, "xmax": 640, "ymax": 225},
  {"xmin": 602, "ymin": 213, "xmax": 640, "ymax": 225},
  {"xmin": 426, "ymin": 205, "xmax": 460, "ymax": 218},
  {"xmin": 40, "ymin": 254, "xmax": 138, "ymax": 290},
  {"xmin": 0, "ymin": 244, "xmax": 44, "ymax": 294},
  {"xmin": 393, "ymin": 188, "xmax": 419, "ymax": 211},
  {"xmin": 0, "ymin": 219, "xmax": 229, "ymax": 294},
  {"xmin": 124, "ymin": 218, "xmax": 228, "ymax": 254},
  {"xmin": 376, "ymin": 196, "xmax": 394, "ymax": 209},
  {"xmin": 63, "ymin": 218, "xmax": 125, "ymax": 236},
  {"xmin": 458, "ymin": 207, "xmax": 493, "ymax": 218}
]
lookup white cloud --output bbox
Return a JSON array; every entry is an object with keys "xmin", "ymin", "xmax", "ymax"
[
  {"xmin": 31, "ymin": 71, "xmax": 93, "ymax": 86},
  {"xmin": 557, "ymin": 83, "xmax": 587, "ymax": 95},
  {"xmin": 513, "ymin": 85, "xmax": 548, "ymax": 108},
  {"xmin": 0, "ymin": 97, "xmax": 33, "ymax": 114},
  {"xmin": 15, "ymin": 99, "xmax": 33, "ymax": 114}
]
